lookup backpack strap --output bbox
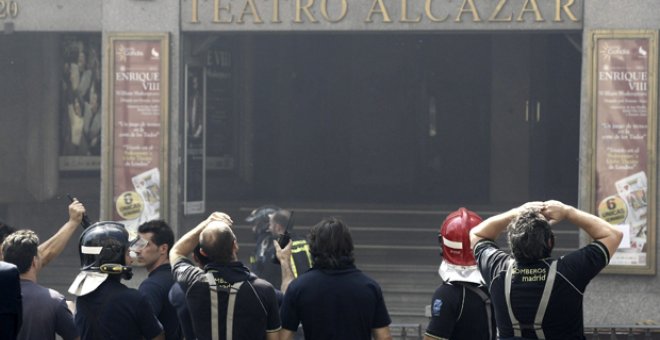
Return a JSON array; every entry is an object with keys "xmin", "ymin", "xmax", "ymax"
[
  {"xmin": 226, "ymin": 281, "xmax": 244, "ymax": 340},
  {"xmin": 205, "ymin": 272, "xmax": 221, "ymax": 340},
  {"xmin": 504, "ymin": 259, "xmax": 558, "ymax": 339},
  {"xmin": 205, "ymin": 271, "xmax": 264, "ymax": 340},
  {"xmin": 456, "ymin": 282, "xmax": 494, "ymax": 340}
]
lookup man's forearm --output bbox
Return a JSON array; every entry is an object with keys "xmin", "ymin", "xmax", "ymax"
[
  {"xmin": 170, "ymin": 219, "xmax": 208, "ymax": 264},
  {"xmin": 469, "ymin": 208, "xmax": 517, "ymax": 248},
  {"xmin": 274, "ymin": 240, "xmax": 294, "ymax": 293},
  {"xmin": 280, "ymin": 259, "xmax": 294, "ymax": 293},
  {"xmin": 372, "ymin": 326, "xmax": 393, "ymax": 340},
  {"xmin": 38, "ymin": 220, "xmax": 79, "ymax": 267},
  {"xmin": 564, "ymin": 206, "xmax": 623, "ymax": 256}
]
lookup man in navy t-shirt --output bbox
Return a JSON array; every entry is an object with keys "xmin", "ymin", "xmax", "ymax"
[
  {"xmin": 279, "ymin": 218, "xmax": 392, "ymax": 340},
  {"xmin": 133, "ymin": 220, "xmax": 181, "ymax": 340}
]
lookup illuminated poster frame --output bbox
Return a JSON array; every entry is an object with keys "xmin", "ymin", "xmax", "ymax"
[
  {"xmin": 588, "ymin": 30, "xmax": 657, "ymax": 275},
  {"xmin": 103, "ymin": 33, "xmax": 169, "ymax": 238}
]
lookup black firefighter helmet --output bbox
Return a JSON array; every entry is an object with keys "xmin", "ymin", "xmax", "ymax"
[{"xmin": 78, "ymin": 221, "xmax": 132, "ymax": 279}]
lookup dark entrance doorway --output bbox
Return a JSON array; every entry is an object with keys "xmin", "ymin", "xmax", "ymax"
[{"xmin": 197, "ymin": 32, "xmax": 581, "ymax": 208}]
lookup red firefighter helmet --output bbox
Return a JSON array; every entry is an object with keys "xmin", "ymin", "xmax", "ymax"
[{"xmin": 439, "ymin": 207, "xmax": 483, "ymax": 267}]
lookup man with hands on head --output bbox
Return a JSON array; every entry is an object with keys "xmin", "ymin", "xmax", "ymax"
[
  {"xmin": 170, "ymin": 212, "xmax": 281, "ymax": 340},
  {"xmin": 469, "ymin": 200, "xmax": 623, "ymax": 340}
]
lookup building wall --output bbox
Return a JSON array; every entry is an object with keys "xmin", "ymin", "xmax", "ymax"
[
  {"xmin": 0, "ymin": 0, "xmax": 658, "ymax": 325},
  {"xmin": 579, "ymin": 0, "xmax": 660, "ymax": 325}
]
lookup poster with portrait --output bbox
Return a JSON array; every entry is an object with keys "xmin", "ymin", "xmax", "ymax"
[
  {"xmin": 104, "ymin": 33, "xmax": 169, "ymax": 238},
  {"xmin": 589, "ymin": 30, "xmax": 657, "ymax": 274},
  {"xmin": 184, "ymin": 65, "xmax": 206, "ymax": 215},
  {"xmin": 59, "ymin": 34, "xmax": 103, "ymax": 171}
]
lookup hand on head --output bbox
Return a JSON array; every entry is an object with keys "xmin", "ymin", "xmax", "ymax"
[
  {"xmin": 516, "ymin": 200, "xmax": 568, "ymax": 225},
  {"xmin": 540, "ymin": 200, "xmax": 569, "ymax": 225},
  {"xmin": 206, "ymin": 212, "xmax": 233, "ymax": 226}
]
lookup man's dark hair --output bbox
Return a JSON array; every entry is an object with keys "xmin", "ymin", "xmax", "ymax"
[
  {"xmin": 271, "ymin": 210, "xmax": 291, "ymax": 230},
  {"xmin": 309, "ymin": 217, "xmax": 354, "ymax": 269},
  {"xmin": 138, "ymin": 220, "xmax": 175, "ymax": 254},
  {"xmin": 2, "ymin": 230, "xmax": 39, "ymax": 274},
  {"xmin": 200, "ymin": 223, "xmax": 236, "ymax": 264},
  {"xmin": 507, "ymin": 209, "xmax": 555, "ymax": 262},
  {"xmin": 0, "ymin": 221, "xmax": 15, "ymax": 245}
]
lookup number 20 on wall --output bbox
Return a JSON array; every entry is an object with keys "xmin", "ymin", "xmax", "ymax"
[{"xmin": 0, "ymin": 1, "xmax": 19, "ymax": 19}]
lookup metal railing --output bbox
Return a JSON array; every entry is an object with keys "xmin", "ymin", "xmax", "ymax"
[
  {"xmin": 586, "ymin": 325, "xmax": 660, "ymax": 339},
  {"xmin": 389, "ymin": 324, "xmax": 660, "ymax": 340}
]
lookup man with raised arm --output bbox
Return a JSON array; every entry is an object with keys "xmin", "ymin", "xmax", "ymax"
[
  {"xmin": 1, "ymin": 200, "xmax": 86, "ymax": 340},
  {"xmin": 469, "ymin": 200, "xmax": 623, "ymax": 340},
  {"xmin": 170, "ymin": 212, "xmax": 281, "ymax": 340}
]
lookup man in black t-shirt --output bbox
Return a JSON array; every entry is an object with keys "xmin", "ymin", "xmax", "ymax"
[
  {"xmin": 132, "ymin": 220, "xmax": 181, "ymax": 340},
  {"xmin": 0, "ymin": 261, "xmax": 21, "ymax": 340},
  {"xmin": 279, "ymin": 218, "xmax": 392, "ymax": 340},
  {"xmin": 170, "ymin": 212, "xmax": 281, "ymax": 340},
  {"xmin": 469, "ymin": 200, "xmax": 623, "ymax": 340}
]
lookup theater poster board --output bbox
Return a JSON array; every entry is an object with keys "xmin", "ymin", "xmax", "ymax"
[
  {"xmin": 103, "ymin": 33, "xmax": 169, "ymax": 239},
  {"xmin": 588, "ymin": 30, "xmax": 657, "ymax": 275}
]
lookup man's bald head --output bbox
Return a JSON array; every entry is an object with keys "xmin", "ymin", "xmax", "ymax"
[{"xmin": 200, "ymin": 221, "xmax": 237, "ymax": 264}]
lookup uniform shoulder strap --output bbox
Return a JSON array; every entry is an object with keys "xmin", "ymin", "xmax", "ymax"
[{"xmin": 504, "ymin": 259, "xmax": 558, "ymax": 339}]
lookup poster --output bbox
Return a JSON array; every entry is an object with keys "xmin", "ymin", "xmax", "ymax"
[
  {"xmin": 591, "ymin": 31, "xmax": 657, "ymax": 274},
  {"xmin": 184, "ymin": 65, "xmax": 206, "ymax": 215},
  {"xmin": 59, "ymin": 34, "xmax": 103, "ymax": 171},
  {"xmin": 105, "ymin": 34, "xmax": 169, "ymax": 238}
]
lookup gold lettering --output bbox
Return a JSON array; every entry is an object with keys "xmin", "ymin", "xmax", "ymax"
[
  {"xmin": 425, "ymin": 0, "xmax": 449, "ymax": 22},
  {"xmin": 213, "ymin": 0, "xmax": 233, "ymax": 23},
  {"xmin": 400, "ymin": 0, "xmax": 421, "ymax": 23},
  {"xmin": 516, "ymin": 0, "xmax": 544, "ymax": 22},
  {"xmin": 190, "ymin": 0, "xmax": 200, "ymax": 23},
  {"xmin": 272, "ymin": 0, "xmax": 282, "ymax": 23},
  {"xmin": 295, "ymin": 0, "xmax": 318, "ymax": 23},
  {"xmin": 489, "ymin": 0, "xmax": 512, "ymax": 22},
  {"xmin": 365, "ymin": 0, "xmax": 392, "ymax": 23},
  {"xmin": 554, "ymin": 0, "xmax": 578, "ymax": 22},
  {"xmin": 238, "ymin": 0, "xmax": 263, "ymax": 23},
  {"xmin": 321, "ymin": 0, "xmax": 348, "ymax": 23},
  {"xmin": 455, "ymin": 0, "xmax": 481, "ymax": 22}
]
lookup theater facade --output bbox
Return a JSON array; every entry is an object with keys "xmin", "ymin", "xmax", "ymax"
[{"xmin": 1, "ymin": 0, "xmax": 659, "ymax": 325}]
